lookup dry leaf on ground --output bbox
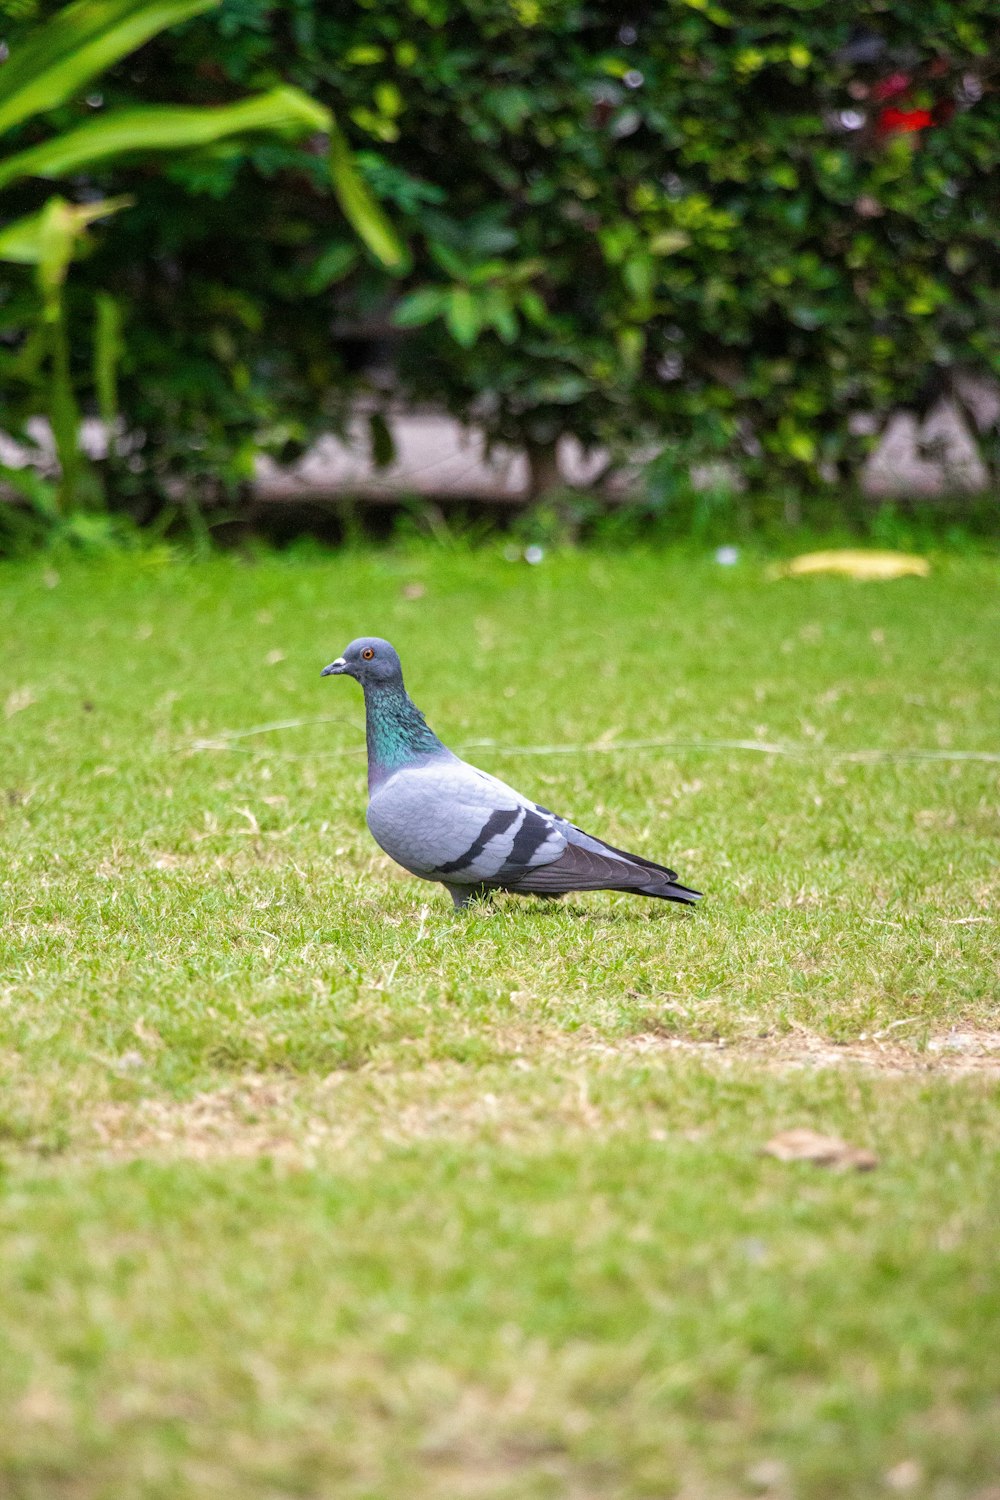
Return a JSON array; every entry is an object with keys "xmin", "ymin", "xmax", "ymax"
[
  {"xmin": 4, "ymin": 687, "xmax": 37, "ymax": 718},
  {"xmin": 884, "ymin": 1460, "xmax": 924, "ymax": 1492},
  {"xmin": 763, "ymin": 1128, "xmax": 878, "ymax": 1171},
  {"xmin": 770, "ymin": 550, "xmax": 930, "ymax": 581}
]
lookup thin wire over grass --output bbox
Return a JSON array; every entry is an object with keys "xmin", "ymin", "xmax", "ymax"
[{"xmin": 184, "ymin": 721, "xmax": 1000, "ymax": 764}]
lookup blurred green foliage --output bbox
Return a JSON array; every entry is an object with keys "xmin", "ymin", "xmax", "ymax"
[
  {"xmin": 0, "ymin": 0, "xmax": 399, "ymax": 529},
  {"xmin": 2, "ymin": 1, "xmax": 998, "ymax": 510}
]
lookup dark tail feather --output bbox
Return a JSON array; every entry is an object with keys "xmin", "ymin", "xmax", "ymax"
[
  {"xmin": 590, "ymin": 833, "xmax": 701, "ymax": 903},
  {"xmin": 647, "ymin": 880, "xmax": 702, "ymax": 905},
  {"xmin": 500, "ymin": 841, "xmax": 701, "ymax": 904}
]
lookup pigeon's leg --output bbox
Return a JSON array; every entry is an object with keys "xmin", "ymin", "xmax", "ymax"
[{"xmin": 443, "ymin": 882, "xmax": 490, "ymax": 911}]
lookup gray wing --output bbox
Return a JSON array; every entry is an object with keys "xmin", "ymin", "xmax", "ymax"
[
  {"xmin": 496, "ymin": 799, "xmax": 699, "ymax": 902},
  {"xmin": 366, "ymin": 761, "xmax": 566, "ymax": 884},
  {"xmin": 524, "ymin": 799, "xmax": 676, "ymax": 877}
]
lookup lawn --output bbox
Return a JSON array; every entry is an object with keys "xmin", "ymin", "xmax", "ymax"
[{"xmin": 1, "ymin": 542, "xmax": 998, "ymax": 1500}]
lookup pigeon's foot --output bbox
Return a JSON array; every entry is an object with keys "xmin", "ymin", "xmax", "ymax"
[{"xmin": 444, "ymin": 882, "xmax": 490, "ymax": 911}]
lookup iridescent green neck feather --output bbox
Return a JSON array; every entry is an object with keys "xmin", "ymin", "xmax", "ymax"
[{"xmin": 364, "ymin": 681, "xmax": 446, "ymax": 787}]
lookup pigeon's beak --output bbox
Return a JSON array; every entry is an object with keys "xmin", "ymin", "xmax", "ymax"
[{"xmin": 321, "ymin": 657, "xmax": 348, "ymax": 677}]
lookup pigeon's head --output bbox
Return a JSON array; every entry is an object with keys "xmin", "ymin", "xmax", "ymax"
[{"xmin": 321, "ymin": 637, "xmax": 403, "ymax": 688}]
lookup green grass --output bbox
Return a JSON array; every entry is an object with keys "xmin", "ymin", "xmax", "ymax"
[{"xmin": 1, "ymin": 543, "xmax": 998, "ymax": 1499}]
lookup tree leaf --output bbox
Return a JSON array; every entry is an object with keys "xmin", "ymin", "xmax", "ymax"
[
  {"xmin": 428, "ymin": 241, "xmax": 471, "ymax": 281},
  {"xmin": 304, "ymin": 241, "xmax": 360, "ymax": 294},
  {"xmin": 466, "ymin": 259, "xmax": 509, "ymax": 287},
  {"xmin": 480, "ymin": 286, "xmax": 517, "ymax": 343},
  {"xmin": 617, "ymin": 325, "xmax": 645, "ymax": 376},
  {"xmin": 623, "ymin": 254, "xmax": 655, "ymax": 301},
  {"xmin": 391, "ymin": 287, "xmax": 448, "ymax": 327},
  {"xmin": 518, "ymin": 288, "xmax": 549, "ymax": 327},
  {"xmin": 444, "ymin": 285, "xmax": 481, "ymax": 347},
  {"xmin": 649, "ymin": 230, "xmax": 691, "ymax": 256}
]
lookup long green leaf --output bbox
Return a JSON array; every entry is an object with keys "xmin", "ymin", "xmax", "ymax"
[
  {"xmin": 26, "ymin": 201, "xmax": 83, "ymax": 511},
  {"xmin": 0, "ymin": 210, "xmax": 59, "ymax": 264},
  {"xmin": 0, "ymin": 194, "xmax": 130, "ymax": 264},
  {"xmin": 93, "ymin": 291, "xmax": 123, "ymax": 427},
  {"xmin": 304, "ymin": 240, "xmax": 360, "ymax": 293},
  {"xmin": 0, "ymin": 87, "xmax": 331, "ymax": 188},
  {"xmin": 327, "ymin": 123, "xmax": 408, "ymax": 272},
  {"xmin": 0, "ymin": 0, "xmax": 219, "ymax": 139},
  {"xmin": 49, "ymin": 288, "xmax": 82, "ymax": 513}
]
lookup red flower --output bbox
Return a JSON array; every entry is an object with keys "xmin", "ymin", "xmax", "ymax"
[
  {"xmin": 871, "ymin": 71, "xmax": 912, "ymax": 102},
  {"xmin": 876, "ymin": 106, "xmax": 933, "ymax": 136}
]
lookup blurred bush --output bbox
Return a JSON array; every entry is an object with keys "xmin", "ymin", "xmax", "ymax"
[{"xmin": 2, "ymin": 0, "xmax": 998, "ymax": 511}]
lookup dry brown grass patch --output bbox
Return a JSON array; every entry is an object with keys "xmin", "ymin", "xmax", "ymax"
[{"xmin": 81, "ymin": 1028, "xmax": 1000, "ymax": 1164}]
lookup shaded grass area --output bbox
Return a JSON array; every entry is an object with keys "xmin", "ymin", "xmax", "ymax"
[
  {"xmin": 1, "ymin": 545, "xmax": 998, "ymax": 1497},
  {"xmin": 4, "ymin": 1074, "xmax": 1000, "ymax": 1500}
]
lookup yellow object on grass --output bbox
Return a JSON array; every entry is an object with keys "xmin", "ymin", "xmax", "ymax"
[{"xmin": 771, "ymin": 550, "xmax": 931, "ymax": 581}]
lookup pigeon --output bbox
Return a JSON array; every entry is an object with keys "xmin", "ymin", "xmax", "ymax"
[{"xmin": 321, "ymin": 637, "xmax": 701, "ymax": 911}]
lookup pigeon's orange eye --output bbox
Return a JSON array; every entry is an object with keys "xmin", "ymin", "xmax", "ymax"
[{"xmin": 361, "ymin": 647, "xmax": 375, "ymax": 660}]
